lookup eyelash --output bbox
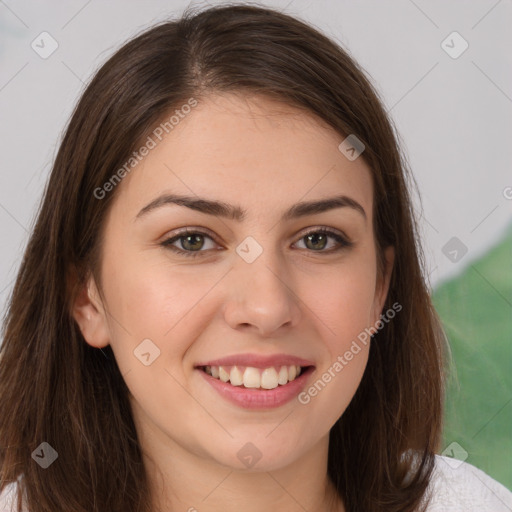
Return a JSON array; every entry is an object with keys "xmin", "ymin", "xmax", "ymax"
[{"xmin": 160, "ymin": 227, "xmax": 353, "ymax": 258}]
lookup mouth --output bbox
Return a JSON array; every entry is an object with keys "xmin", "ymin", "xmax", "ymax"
[
  {"xmin": 194, "ymin": 355, "xmax": 315, "ymax": 409},
  {"xmin": 197, "ymin": 364, "xmax": 313, "ymax": 390}
]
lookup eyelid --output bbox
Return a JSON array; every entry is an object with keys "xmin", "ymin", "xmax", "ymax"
[
  {"xmin": 295, "ymin": 225, "xmax": 349, "ymax": 242},
  {"xmin": 160, "ymin": 226, "xmax": 219, "ymax": 244}
]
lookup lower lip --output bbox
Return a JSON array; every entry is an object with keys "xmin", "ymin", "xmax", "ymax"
[{"xmin": 197, "ymin": 367, "xmax": 314, "ymax": 410}]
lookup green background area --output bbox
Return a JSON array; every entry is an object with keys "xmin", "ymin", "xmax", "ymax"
[{"xmin": 432, "ymin": 222, "xmax": 512, "ymax": 489}]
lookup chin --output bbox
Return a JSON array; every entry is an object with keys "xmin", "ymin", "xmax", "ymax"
[{"xmin": 204, "ymin": 430, "xmax": 314, "ymax": 472}]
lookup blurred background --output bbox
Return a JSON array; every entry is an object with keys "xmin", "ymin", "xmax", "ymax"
[{"xmin": 0, "ymin": 0, "xmax": 511, "ymax": 489}]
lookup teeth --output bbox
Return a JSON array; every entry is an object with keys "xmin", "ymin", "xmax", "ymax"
[
  {"xmin": 203, "ymin": 364, "xmax": 304, "ymax": 388},
  {"xmin": 261, "ymin": 367, "xmax": 279, "ymax": 389},
  {"xmin": 219, "ymin": 366, "xmax": 230, "ymax": 382},
  {"xmin": 278, "ymin": 366, "xmax": 289, "ymax": 385},
  {"xmin": 230, "ymin": 366, "xmax": 243, "ymax": 386},
  {"xmin": 243, "ymin": 367, "xmax": 261, "ymax": 388}
]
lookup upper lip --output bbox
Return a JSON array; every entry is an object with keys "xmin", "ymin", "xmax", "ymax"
[{"xmin": 195, "ymin": 353, "xmax": 315, "ymax": 369}]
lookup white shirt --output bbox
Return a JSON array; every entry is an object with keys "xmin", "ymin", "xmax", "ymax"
[
  {"xmin": 421, "ymin": 455, "xmax": 512, "ymax": 511},
  {"xmin": 0, "ymin": 455, "xmax": 511, "ymax": 511}
]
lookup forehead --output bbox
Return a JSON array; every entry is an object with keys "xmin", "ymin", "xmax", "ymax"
[{"xmin": 112, "ymin": 93, "xmax": 374, "ymax": 221}]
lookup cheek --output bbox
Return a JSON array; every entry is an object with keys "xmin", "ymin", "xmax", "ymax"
[
  {"xmin": 297, "ymin": 268, "xmax": 373, "ymax": 430},
  {"xmin": 294, "ymin": 250, "xmax": 376, "ymax": 421},
  {"xmin": 302, "ymin": 255, "xmax": 378, "ymax": 351},
  {"xmin": 100, "ymin": 250, "xmax": 224, "ymax": 372},
  {"xmin": 99, "ymin": 255, "xmax": 221, "ymax": 441},
  {"xmin": 300, "ymin": 344, "xmax": 369, "ymax": 434}
]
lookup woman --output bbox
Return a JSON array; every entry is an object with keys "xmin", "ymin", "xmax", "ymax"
[{"xmin": 1, "ymin": 4, "xmax": 510, "ymax": 511}]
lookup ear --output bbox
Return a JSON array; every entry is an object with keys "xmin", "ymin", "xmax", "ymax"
[
  {"xmin": 371, "ymin": 245, "xmax": 395, "ymax": 325},
  {"xmin": 71, "ymin": 272, "xmax": 110, "ymax": 349}
]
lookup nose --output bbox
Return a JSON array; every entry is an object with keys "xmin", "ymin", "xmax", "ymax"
[{"xmin": 222, "ymin": 247, "xmax": 302, "ymax": 337}]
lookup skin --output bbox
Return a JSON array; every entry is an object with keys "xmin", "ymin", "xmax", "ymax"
[{"xmin": 73, "ymin": 93, "xmax": 394, "ymax": 512}]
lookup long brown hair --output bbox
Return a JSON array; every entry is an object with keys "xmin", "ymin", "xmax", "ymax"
[{"xmin": 0, "ymin": 4, "xmax": 447, "ymax": 511}]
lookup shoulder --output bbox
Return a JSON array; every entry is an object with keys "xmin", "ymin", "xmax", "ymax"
[
  {"xmin": 0, "ymin": 480, "xmax": 27, "ymax": 512},
  {"xmin": 423, "ymin": 454, "xmax": 512, "ymax": 511}
]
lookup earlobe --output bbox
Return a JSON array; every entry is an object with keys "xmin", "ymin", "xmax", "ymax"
[{"xmin": 71, "ymin": 275, "xmax": 110, "ymax": 349}]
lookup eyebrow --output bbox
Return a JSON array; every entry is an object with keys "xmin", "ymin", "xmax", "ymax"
[{"xmin": 135, "ymin": 193, "xmax": 367, "ymax": 223}]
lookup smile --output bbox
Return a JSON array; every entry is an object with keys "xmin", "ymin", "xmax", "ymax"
[
  {"xmin": 196, "ymin": 362, "xmax": 315, "ymax": 409},
  {"xmin": 200, "ymin": 364, "xmax": 303, "ymax": 389}
]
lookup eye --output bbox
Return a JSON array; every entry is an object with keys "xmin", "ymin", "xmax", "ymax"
[
  {"xmin": 161, "ymin": 228, "xmax": 219, "ymax": 258},
  {"xmin": 293, "ymin": 227, "xmax": 353, "ymax": 253},
  {"xmin": 161, "ymin": 227, "xmax": 353, "ymax": 258}
]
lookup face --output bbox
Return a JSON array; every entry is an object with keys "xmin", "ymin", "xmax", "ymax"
[{"xmin": 74, "ymin": 93, "xmax": 394, "ymax": 472}]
